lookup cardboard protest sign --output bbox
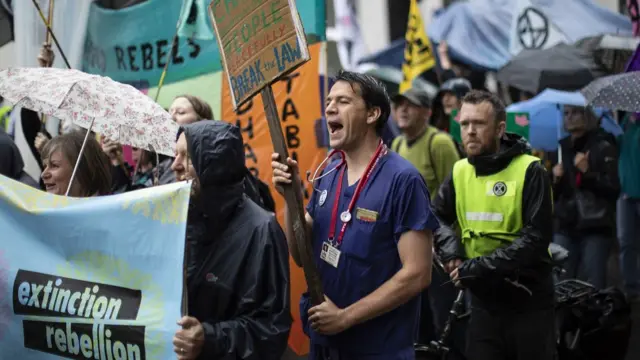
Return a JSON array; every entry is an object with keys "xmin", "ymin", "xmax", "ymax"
[
  {"xmin": 208, "ymin": 0, "xmax": 311, "ymax": 109},
  {"xmin": 210, "ymin": 0, "xmax": 323, "ymax": 306},
  {"xmin": 221, "ymin": 42, "xmax": 327, "ymax": 354}
]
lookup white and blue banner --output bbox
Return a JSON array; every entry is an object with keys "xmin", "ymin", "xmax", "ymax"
[
  {"xmin": 0, "ymin": 175, "xmax": 191, "ymax": 359},
  {"xmin": 428, "ymin": 0, "xmax": 632, "ymax": 70}
]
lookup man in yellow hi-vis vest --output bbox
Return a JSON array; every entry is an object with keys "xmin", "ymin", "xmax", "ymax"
[{"xmin": 432, "ymin": 90, "xmax": 555, "ymax": 360}]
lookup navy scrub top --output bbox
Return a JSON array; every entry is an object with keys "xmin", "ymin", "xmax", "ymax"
[{"xmin": 302, "ymin": 151, "xmax": 439, "ymax": 359}]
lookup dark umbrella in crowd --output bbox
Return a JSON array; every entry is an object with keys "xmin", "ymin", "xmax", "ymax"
[
  {"xmin": 581, "ymin": 71, "xmax": 640, "ymax": 113},
  {"xmin": 497, "ymin": 43, "xmax": 608, "ymax": 94},
  {"xmin": 576, "ymin": 34, "xmax": 640, "ymax": 74},
  {"xmin": 0, "ymin": 1, "xmax": 12, "ymax": 48}
]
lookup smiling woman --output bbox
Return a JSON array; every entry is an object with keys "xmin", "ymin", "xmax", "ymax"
[{"xmin": 40, "ymin": 130, "xmax": 112, "ymax": 197}]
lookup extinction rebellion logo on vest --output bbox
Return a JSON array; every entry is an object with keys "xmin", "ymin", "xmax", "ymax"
[
  {"xmin": 493, "ymin": 182, "xmax": 508, "ymax": 197},
  {"xmin": 12, "ymin": 269, "xmax": 145, "ymax": 359}
]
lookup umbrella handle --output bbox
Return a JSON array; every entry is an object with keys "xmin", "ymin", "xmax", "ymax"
[
  {"xmin": 65, "ymin": 118, "xmax": 95, "ymax": 196},
  {"xmin": 148, "ymin": 143, "xmax": 161, "ymax": 186}
]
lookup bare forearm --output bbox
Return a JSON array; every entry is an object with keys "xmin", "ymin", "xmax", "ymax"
[
  {"xmin": 343, "ymin": 266, "xmax": 431, "ymax": 327},
  {"xmin": 283, "ymin": 203, "xmax": 303, "ymax": 267}
]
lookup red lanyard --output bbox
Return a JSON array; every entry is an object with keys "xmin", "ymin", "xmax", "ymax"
[{"xmin": 328, "ymin": 140, "xmax": 387, "ymax": 246}]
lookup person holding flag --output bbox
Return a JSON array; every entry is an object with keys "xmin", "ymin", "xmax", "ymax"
[{"xmin": 399, "ymin": 0, "xmax": 436, "ymax": 93}]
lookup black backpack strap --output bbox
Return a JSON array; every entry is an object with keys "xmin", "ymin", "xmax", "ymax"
[{"xmin": 426, "ymin": 130, "xmax": 439, "ymax": 184}]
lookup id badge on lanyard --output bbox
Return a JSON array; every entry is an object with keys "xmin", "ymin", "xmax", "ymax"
[
  {"xmin": 321, "ymin": 141, "xmax": 386, "ymax": 268},
  {"xmin": 320, "ymin": 242, "xmax": 341, "ymax": 268}
]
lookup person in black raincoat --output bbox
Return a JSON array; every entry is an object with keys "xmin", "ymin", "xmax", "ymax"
[
  {"xmin": 552, "ymin": 106, "xmax": 619, "ymax": 290},
  {"xmin": 432, "ymin": 91, "xmax": 555, "ymax": 360},
  {"xmin": 170, "ymin": 120, "xmax": 292, "ymax": 360},
  {"xmin": 0, "ymin": 129, "xmax": 39, "ymax": 187}
]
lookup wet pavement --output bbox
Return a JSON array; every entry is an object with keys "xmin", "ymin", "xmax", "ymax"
[
  {"xmin": 282, "ymin": 250, "xmax": 640, "ymax": 360},
  {"xmin": 281, "ymin": 302, "xmax": 640, "ymax": 360},
  {"xmin": 626, "ymin": 301, "xmax": 640, "ymax": 360}
]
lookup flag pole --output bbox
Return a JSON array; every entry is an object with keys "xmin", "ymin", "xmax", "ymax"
[
  {"xmin": 37, "ymin": 0, "xmax": 55, "ymax": 131},
  {"xmin": 45, "ymin": 0, "xmax": 54, "ymax": 46},
  {"xmin": 153, "ymin": 1, "xmax": 192, "ymax": 102},
  {"xmin": 323, "ymin": 42, "xmax": 329, "ymax": 106},
  {"xmin": 65, "ymin": 119, "xmax": 96, "ymax": 196},
  {"xmin": 31, "ymin": 0, "xmax": 71, "ymax": 69}
]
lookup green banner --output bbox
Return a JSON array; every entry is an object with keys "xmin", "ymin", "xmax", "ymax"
[
  {"xmin": 449, "ymin": 109, "xmax": 461, "ymax": 143},
  {"xmin": 506, "ymin": 112, "xmax": 530, "ymax": 140}
]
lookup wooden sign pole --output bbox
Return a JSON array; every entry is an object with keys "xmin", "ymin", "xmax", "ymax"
[
  {"xmin": 260, "ymin": 86, "xmax": 324, "ymax": 305},
  {"xmin": 208, "ymin": 0, "xmax": 324, "ymax": 305}
]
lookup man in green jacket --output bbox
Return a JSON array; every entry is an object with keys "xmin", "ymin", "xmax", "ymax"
[{"xmin": 391, "ymin": 87, "xmax": 460, "ymax": 200}]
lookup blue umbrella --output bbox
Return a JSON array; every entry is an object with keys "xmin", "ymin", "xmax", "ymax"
[
  {"xmin": 357, "ymin": 38, "xmax": 406, "ymax": 69},
  {"xmin": 507, "ymin": 89, "xmax": 623, "ymax": 151}
]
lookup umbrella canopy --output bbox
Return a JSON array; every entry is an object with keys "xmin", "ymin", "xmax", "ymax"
[
  {"xmin": 575, "ymin": 34, "xmax": 638, "ymax": 73},
  {"xmin": 497, "ymin": 43, "xmax": 608, "ymax": 94},
  {"xmin": 576, "ymin": 33, "xmax": 640, "ymax": 52},
  {"xmin": 508, "ymin": 88, "xmax": 622, "ymax": 151},
  {"xmin": 581, "ymin": 71, "xmax": 640, "ymax": 112},
  {"xmin": 532, "ymin": 89, "xmax": 587, "ymax": 106},
  {"xmin": 357, "ymin": 38, "xmax": 406, "ymax": 69},
  {"xmin": 0, "ymin": 67, "xmax": 178, "ymax": 156},
  {"xmin": 427, "ymin": 0, "xmax": 632, "ymax": 71},
  {"xmin": 357, "ymin": 64, "xmax": 439, "ymax": 99}
]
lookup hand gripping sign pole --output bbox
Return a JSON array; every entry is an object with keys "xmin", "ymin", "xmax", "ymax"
[
  {"xmin": 261, "ymin": 85, "xmax": 325, "ymax": 304},
  {"xmin": 208, "ymin": 0, "xmax": 324, "ymax": 305}
]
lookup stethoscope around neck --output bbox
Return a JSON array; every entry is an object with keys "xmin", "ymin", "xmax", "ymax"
[{"xmin": 305, "ymin": 149, "xmax": 346, "ymax": 194}]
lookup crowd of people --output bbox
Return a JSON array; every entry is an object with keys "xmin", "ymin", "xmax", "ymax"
[{"xmin": 0, "ymin": 46, "xmax": 637, "ymax": 360}]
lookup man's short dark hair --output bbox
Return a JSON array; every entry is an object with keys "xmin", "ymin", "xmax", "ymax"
[
  {"xmin": 334, "ymin": 70, "xmax": 391, "ymax": 134},
  {"xmin": 461, "ymin": 90, "xmax": 507, "ymax": 124}
]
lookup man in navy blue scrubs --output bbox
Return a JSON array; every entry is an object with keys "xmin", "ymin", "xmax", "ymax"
[{"xmin": 272, "ymin": 70, "xmax": 438, "ymax": 359}]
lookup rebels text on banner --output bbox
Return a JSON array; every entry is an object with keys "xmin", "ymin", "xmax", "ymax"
[{"xmin": 208, "ymin": 0, "xmax": 310, "ymax": 108}]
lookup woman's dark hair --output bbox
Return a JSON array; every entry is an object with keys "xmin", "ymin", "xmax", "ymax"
[
  {"xmin": 137, "ymin": 148, "xmax": 158, "ymax": 167},
  {"xmin": 333, "ymin": 70, "xmax": 391, "ymax": 134},
  {"xmin": 41, "ymin": 130, "xmax": 112, "ymax": 196},
  {"xmin": 175, "ymin": 94, "xmax": 214, "ymax": 120}
]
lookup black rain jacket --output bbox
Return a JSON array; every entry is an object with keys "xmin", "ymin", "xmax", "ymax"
[
  {"xmin": 0, "ymin": 129, "xmax": 39, "ymax": 187},
  {"xmin": 553, "ymin": 128, "xmax": 619, "ymax": 236},
  {"xmin": 180, "ymin": 121, "xmax": 292, "ymax": 359},
  {"xmin": 432, "ymin": 133, "xmax": 555, "ymax": 312}
]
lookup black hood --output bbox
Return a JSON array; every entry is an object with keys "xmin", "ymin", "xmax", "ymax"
[
  {"xmin": 0, "ymin": 129, "xmax": 25, "ymax": 180},
  {"xmin": 468, "ymin": 132, "xmax": 532, "ymax": 176},
  {"xmin": 179, "ymin": 120, "xmax": 246, "ymax": 226}
]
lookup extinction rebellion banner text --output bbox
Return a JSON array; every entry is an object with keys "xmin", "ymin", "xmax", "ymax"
[{"xmin": 14, "ymin": 270, "xmax": 144, "ymax": 359}]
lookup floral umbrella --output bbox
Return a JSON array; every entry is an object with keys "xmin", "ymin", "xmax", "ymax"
[{"xmin": 0, "ymin": 67, "xmax": 178, "ymax": 157}]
